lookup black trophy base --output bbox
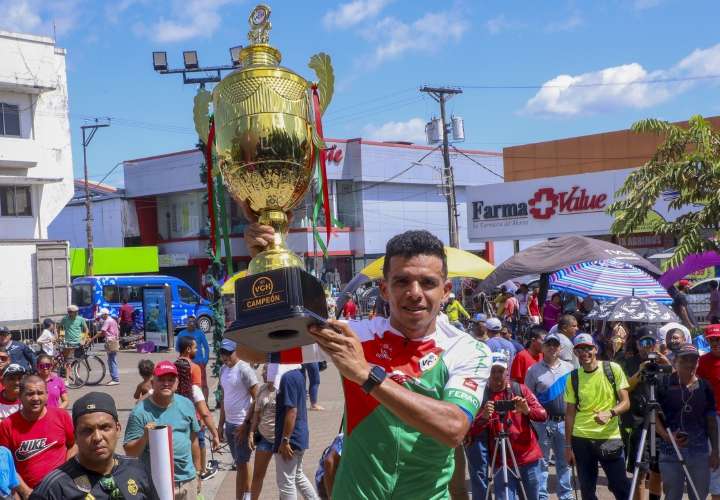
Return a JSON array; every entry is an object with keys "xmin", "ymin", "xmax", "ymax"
[{"xmin": 225, "ymin": 267, "xmax": 328, "ymax": 353}]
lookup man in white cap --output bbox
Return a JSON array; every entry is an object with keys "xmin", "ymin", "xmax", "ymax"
[
  {"xmin": 485, "ymin": 318, "xmax": 517, "ymax": 367},
  {"xmin": 445, "ymin": 292, "xmax": 470, "ymax": 330},
  {"xmin": 88, "ymin": 308, "xmax": 120, "ymax": 385}
]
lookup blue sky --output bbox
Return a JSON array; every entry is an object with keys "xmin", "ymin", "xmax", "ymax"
[{"xmin": 3, "ymin": 0, "xmax": 720, "ymax": 186}]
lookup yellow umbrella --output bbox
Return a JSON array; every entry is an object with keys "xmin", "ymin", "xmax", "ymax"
[
  {"xmin": 221, "ymin": 270, "xmax": 248, "ymax": 295},
  {"xmin": 357, "ymin": 246, "xmax": 495, "ymax": 281}
]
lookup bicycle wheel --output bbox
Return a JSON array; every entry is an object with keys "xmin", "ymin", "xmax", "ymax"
[
  {"xmin": 67, "ymin": 361, "xmax": 86, "ymax": 389},
  {"xmin": 74, "ymin": 356, "xmax": 107, "ymax": 386}
]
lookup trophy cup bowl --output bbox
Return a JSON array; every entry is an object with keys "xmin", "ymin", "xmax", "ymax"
[{"xmin": 214, "ymin": 5, "xmax": 331, "ymax": 352}]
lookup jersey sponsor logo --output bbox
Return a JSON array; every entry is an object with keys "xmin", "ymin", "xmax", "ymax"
[
  {"xmin": 446, "ymin": 388, "xmax": 481, "ymax": 410},
  {"xmin": 463, "ymin": 378, "xmax": 478, "ymax": 391},
  {"xmin": 15, "ymin": 438, "xmax": 58, "ymax": 461},
  {"xmin": 74, "ymin": 474, "xmax": 92, "ymax": 492},
  {"xmin": 419, "ymin": 352, "xmax": 439, "ymax": 372},
  {"xmin": 127, "ymin": 478, "xmax": 139, "ymax": 495},
  {"xmin": 376, "ymin": 343, "xmax": 392, "ymax": 361}
]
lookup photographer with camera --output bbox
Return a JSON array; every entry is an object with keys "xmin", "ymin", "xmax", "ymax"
[
  {"xmin": 564, "ymin": 334, "xmax": 631, "ymax": 500},
  {"xmin": 618, "ymin": 327, "xmax": 671, "ymax": 500},
  {"xmin": 657, "ymin": 344, "xmax": 718, "ymax": 500},
  {"xmin": 470, "ymin": 352, "xmax": 547, "ymax": 500}
]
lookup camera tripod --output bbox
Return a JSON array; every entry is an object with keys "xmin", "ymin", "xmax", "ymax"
[
  {"xmin": 485, "ymin": 411, "xmax": 528, "ymax": 500},
  {"xmin": 627, "ymin": 381, "xmax": 700, "ymax": 500}
]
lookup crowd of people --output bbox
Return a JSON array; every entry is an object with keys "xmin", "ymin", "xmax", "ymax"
[{"xmin": 0, "ymin": 221, "xmax": 719, "ymax": 499}]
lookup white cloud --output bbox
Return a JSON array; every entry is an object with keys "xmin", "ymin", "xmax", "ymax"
[
  {"xmin": 545, "ymin": 12, "xmax": 583, "ymax": 33},
  {"xmin": 363, "ymin": 9, "xmax": 469, "ymax": 66},
  {"xmin": 135, "ymin": 0, "xmax": 238, "ymax": 43},
  {"xmin": 0, "ymin": 0, "xmax": 81, "ymax": 37},
  {"xmin": 323, "ymin": 0, "xmax": 392, "ymax": 30},
  {"xmin": 363, "ymin": 117, "xmax": 426, "ymax": 143},
  {"xmin": 523, "ymin": 42, "xmax": 720, "ymax": 116}
]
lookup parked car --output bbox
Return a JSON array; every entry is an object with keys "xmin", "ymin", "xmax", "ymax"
[
  {"xmin": 71, "ymin": 275, "xmax": 214, "ymax": 333},
  {"xmin": 687, "ymin": 277, "xmax": 720, "ymax": 323}
]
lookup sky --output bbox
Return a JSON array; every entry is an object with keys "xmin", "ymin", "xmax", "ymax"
[{"xmin": 2, "ymin": 0, "xmax": 720, "ymax": 187}]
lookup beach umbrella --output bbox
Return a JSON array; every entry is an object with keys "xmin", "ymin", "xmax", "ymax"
[
  {"xmin": 550, "ymin": 259, "xmax": 672, "ymax": 304},
  {"xmin": 585, "ymin": 296, "xmax": 678, "ymax": 323}
]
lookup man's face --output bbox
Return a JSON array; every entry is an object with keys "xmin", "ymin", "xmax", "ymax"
[
  {"xmin": 531, "ymin": 334, "xmax": 544, "ymax": 350},
  {"xmin": 20, "ymin": 381, "xmax": 47, "ymax": 414},
  {"xmin": 0, "ymin": 334, "xmax": 10, "ymax": 346},
  {"xmin": 68, "ymin": 311, "xmax": 77, "ymax": 319},
  {"xmin": 219, "ymin": 350, "xmax": 234, "ymax": 366},
  {"xmin": 152, "ymin": 374, "xmax": 178, "ymax": 397},
  {"xmin": 574, "ymin": 345, "xmax": 597, "ymax": 367},
  {"xmin": 187, "ymin": 340, "xmax": 198, "ymax": 359},
  {"xmin": 76, "ymin": 412, "xmax": 120, "ymax": 462},
  {"xmin": 472, "ymin": 324, "xmax": 487, "ymax": 339},
  {"xmin": 489, "ymin": 365, "xmax": 507, "ymax": 391},
  {"xmin": 380, "ymin": 254, "xmax": 451, "ymax": 337},
  {"xmin": 675, "ymin": 355, "xmax": 699, "ymax": 379},
  {"xmin": 709, "ymin": 336, "xmax": 720, "ymax": 357},
  {"xmin": 542, "ymin": 340, "xmax": 560, "ymax": 360},
  {"xmin": 2, "ymin": 374, "xmax": 22, "ymax": 396},
  {"xmin": 667, "ymin": 331, "xmax": 684, "ymax": 350},
  {"xmin": 187, "ymin": 318, "xmax": 197, "ymax": 330},
  {"xmin": 0, "ymin": 352, "xmax": 9, "ymax": 370},
  {"xmin": 561, "ymin": 319, "xmax": 579, "ymax": 337}
]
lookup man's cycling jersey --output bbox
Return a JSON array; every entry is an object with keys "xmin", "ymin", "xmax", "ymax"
[{"xmin": 270, "ymin": 316, "xmax": 491, "ymax": 499}]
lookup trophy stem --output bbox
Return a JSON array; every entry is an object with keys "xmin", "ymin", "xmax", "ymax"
[{"xmin": 248, "ymin": 209, "xmax": 304, "ymax": 275}]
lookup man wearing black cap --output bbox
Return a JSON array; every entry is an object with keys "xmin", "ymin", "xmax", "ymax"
[{"xmin": 30, "ymin": 392, "xmax": 159, "ymax": 499}]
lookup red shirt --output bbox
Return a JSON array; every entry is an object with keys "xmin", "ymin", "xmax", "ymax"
[
  {"xmin": 119, "ymin": 303, "xmax": 134, "ymax": 324},
  {"xmin": 510, "ymin": 349, "xmax": 543, "ymax": 383},
  {"xmin": 528, "ymin": 296, "xmax": 540, "ymax": 317},
  {"xmin": 343, "ymin": 300, "xmax": 357, "ymax": 319},
  {"xmin": 470, "ymin": 383, "xmax": 546, "ymax": 467},
  {"xmin": 0, "ymin": 408, "xmax": 74, "ymax": 488},
  {"xmin": 698, "ymin": 351, "xmax": 720, "ymax": 407}
]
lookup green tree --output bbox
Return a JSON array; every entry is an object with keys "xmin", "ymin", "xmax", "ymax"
[{"xmin": 609, "ymin": 115, "xmax": 720, "ymax": 268}]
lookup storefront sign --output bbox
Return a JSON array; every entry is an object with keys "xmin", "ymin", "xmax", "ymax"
[
  {"xmin": 158, "ymin": 253, "xmax": 189, "ymax": 267},
  {"xmin": 467, "ymin": 169, "xmax": 694, "ymax": 241}
]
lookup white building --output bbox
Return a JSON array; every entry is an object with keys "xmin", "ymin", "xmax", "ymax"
[{"xmin": 0, "ymin": 31, "xmax": 74, "ymax": 328}]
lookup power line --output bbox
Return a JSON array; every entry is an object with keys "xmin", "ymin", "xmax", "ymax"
[{"xmin": 450, "ymin": 145, "xmax": 504, "ymax": 180}]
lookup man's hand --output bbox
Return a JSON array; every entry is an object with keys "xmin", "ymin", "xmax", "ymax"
[
  {"xmin": 594, "ymin": 411, "xmax": 613, "ymax": 425},
  {"xmin": 196, "ymin": 476, "xmax": 202, "ymax": 494},
  {"xmin": 144, "ymin": 422, "xmax": 157, "ymax": 436},
  {"xmin": 239, "ymin": 200, "xmax": 292, "ymax": 257},
  {"xmin": 674, "ymin": 431, "xmax": 689, "ymax": 448},
  {"xmin": 308, "ymin": 320, "xmax": 370, "ymax": 385},
  {"xmin": 279, "ymin": 441, "xmax": 294, "ymax": 461},
  {"xmin": 248, "ymin": 431, "xmax": 256, "ymax": 451},
  {"xmin": 711, "ymin": 451, "xmax": 719, "ymax": 470},
  {"xmin": 211, "ymin": 432, "xmax": 221, "ymax": 452},
  {"xmin": 513, "ymin": 396, "xmax": 529, "ymax": 415},
  {"xmin": 565, "ymin": 447, "xmax": 575, "ymax": 466},
  {"xmin": 481, "ymin": 401, "xmax": 495, "ymax": 420}
]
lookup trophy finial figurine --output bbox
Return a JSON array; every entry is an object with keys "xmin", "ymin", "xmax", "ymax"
[{"xmin": 248, "ymin": 4, "xmax": 271, "ymax": 45}]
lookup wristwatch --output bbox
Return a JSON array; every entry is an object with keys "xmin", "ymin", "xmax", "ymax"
[
  {"xmin": 361, "ymin": 365, "xmax": 387, "ymax": 394},
  {"xmin": 610, "ymin": 409, "xmax": 617, "ymax": 417},
  {"xmin": 282, "ymin": 436, "xmax": 291, "ymax": 444}
]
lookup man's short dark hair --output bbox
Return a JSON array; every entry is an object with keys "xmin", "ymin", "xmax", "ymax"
[
  {"xmin": 527, "ymin": 326, "xmax": 547, "ymax": 340},
  {"xmin": 177, "ymin": 336, "xmax": 195, "ymax": 354},
  {"xmin": 558, "ymin": 314, "xmax": 577, "ymax": 332},
  {"xmin": 138, "ymin": 359, "xmax": 154, "ymax": 378},
  {"xmin": 710, "ymin": 281, "xmax": 719, "ymax": 290},
  {"xmin": 19, "ymin": 374, "xmax": 46, "ymax": 395},
  {"xmin": 382, "ymin": 230, "xmax": 447, "ymax": 278}
]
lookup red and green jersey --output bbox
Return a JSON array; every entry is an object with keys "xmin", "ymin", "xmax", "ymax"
[{"xmin": 271, "ymin": 317, "xmax": 491, "ymax": 498}]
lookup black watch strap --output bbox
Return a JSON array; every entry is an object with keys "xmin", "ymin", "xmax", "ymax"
[{"xmin": 361, "ymin": 365, "xmax": 387, "ymax": 394}]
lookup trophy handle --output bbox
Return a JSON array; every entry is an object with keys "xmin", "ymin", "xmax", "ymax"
[
  {"xmin": 193, "ymin": 86, "xmax": 212, "ymax": 143},
  {"xmin": 308, "ymin": 53, "xmax": 334, "ymax": 114},
  {"xmin": 248, "ymin": 209, "xmax": 304, "ymax": 274}
]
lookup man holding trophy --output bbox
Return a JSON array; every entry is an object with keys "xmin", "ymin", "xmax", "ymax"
[{"xmin": 207, "ymin": 5, "xmax": 492, "ymax": 497}]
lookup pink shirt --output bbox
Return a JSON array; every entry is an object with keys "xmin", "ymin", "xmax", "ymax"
[
  {"xmin": 101, "ymin": 317, "xmax": 120, "ymax": 341},
  {"xmin": 45, "ymin": 374, "xmax": 67, "ymax": 408}
]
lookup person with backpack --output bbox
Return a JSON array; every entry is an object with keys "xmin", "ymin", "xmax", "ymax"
[
  {"xmin": 564, "ymin": 333, "xmax": 631, "ymax": 500},
  {"xmin": 470, "ymin": 352, "xmax": 547, "ymax": 500}
]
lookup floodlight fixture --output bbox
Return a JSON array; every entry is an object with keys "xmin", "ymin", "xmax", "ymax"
[
  {"xmin": 152, "ymin": 51, "xmax": 168, "ymax": 71},
  {"xmin": 183, "ymin": 51, "xmax": 199, "ymax": 70}
]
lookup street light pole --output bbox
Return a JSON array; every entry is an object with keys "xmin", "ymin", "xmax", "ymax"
[
  {"xmin": 81, "ymin": 120, "xmax": 110, "ymax": 276},
  {"xmin": 420, "ymin": 86, "xmax": 463, "ymax": 248}
]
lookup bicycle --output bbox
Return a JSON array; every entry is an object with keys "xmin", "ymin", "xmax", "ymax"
[{"xmin": 57, "ymin": 343, "xmax": 107, "ymax": 389}]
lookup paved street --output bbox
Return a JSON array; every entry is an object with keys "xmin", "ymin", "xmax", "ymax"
[{"xmin": 71, "ymin": 346, "xmax": 615, "ymax": 499}]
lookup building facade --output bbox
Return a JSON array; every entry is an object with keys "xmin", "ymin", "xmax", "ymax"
[
  {"xmin": 0, "ymin": 31, "xmax": 74, "ymax": 328},
  {"xmin": 123, "ymin": 139, "xmax": 503, "ymax": 290}
]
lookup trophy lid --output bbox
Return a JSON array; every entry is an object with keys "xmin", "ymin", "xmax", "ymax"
[{"xmin": 240, "ymin": 4, "xmax": 281, "ymax": 67}]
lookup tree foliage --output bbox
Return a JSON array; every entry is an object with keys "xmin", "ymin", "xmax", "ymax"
[{"xmin": 609, "ymin": 115, "xmax": 720, "ymax": 268}]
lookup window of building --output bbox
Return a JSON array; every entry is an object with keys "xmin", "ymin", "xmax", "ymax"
[
  {"xmin": 0, "ymin": 103, "xmax": 20, "ymax": 136},
  {"xmin": 0, "ymin": 186, "xmax": 32, "ymax": 216},
  {"xmin": 103, "ymin": 285, "xmax": 120, "ymax": 303},
  {"xmin": 72, "ymin": 284, "xmax": 93, "ymax": 307}
]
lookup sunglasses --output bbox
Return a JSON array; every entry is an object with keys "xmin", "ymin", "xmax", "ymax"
[
  {"xmin": 638, "ymin": 338, "xmax": 657, "ymax": 348},
  {"xmin": 37, "ymin": 363, "xmax": 53, "ymax": 370},
  {"xmin": 574, "ymin": 345, "xmax": 594, "ymax": 353},
  {"xmin": 98, "ymin": 476, "xmax": 123, "ymax": 499}
]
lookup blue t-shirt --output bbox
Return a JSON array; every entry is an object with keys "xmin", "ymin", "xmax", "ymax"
[
  {"xmin": 274, "ymin": 369, "xmax": 309, "ymax": 452},
  {"xmin": 123, "ymin": 395, "xmax": 200, "ymax": 482},
  {"xmin": 0, "ymin": 446, "xmax": 18, "ymax": 495},
  {"xmin": 658, "ymin": 374, "xmax": 716, "ymax": 455},
  {"xmin": 175, "ymin": 329, "xmax": 210, "ymax": 365}
]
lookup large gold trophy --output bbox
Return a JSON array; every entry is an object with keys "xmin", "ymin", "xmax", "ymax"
[{"xmin": 216, "ymin": 4, "xmax": 333, "ymax": 351}]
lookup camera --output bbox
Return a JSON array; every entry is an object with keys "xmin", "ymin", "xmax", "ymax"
[
  {"xmin": 494, "ymin": 400, "xmax": 517, "ymax": 413},
  {"xmin": 643, "ymin": 352, "xmax": 673, "ymax": 379}
]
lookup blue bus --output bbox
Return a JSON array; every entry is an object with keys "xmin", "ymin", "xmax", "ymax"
[{"xmin": 71, "ymin": 275, "xmax": 214, "ymax": 333}]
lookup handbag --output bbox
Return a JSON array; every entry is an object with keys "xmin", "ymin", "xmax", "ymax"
[{"xmin": 105, "ymin": 340, "xmax": 120, "ymax": 352}]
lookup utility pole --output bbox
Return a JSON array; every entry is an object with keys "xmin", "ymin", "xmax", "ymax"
[
  {"xmin": 420, "ymin": 86, "xmax": 462, "ymax": 248},
  {"xmin": 81, "ymin": 120, "xmax": 110, "ymax": 276}
]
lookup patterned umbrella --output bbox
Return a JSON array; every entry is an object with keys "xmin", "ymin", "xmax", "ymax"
[
  {"xmin": 585, "ymin": 296, "xmax": 679, "ymax": 323},
  {"xmin": 550, "ymin": 259, "xmax": 672, "ymax": 304}
]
